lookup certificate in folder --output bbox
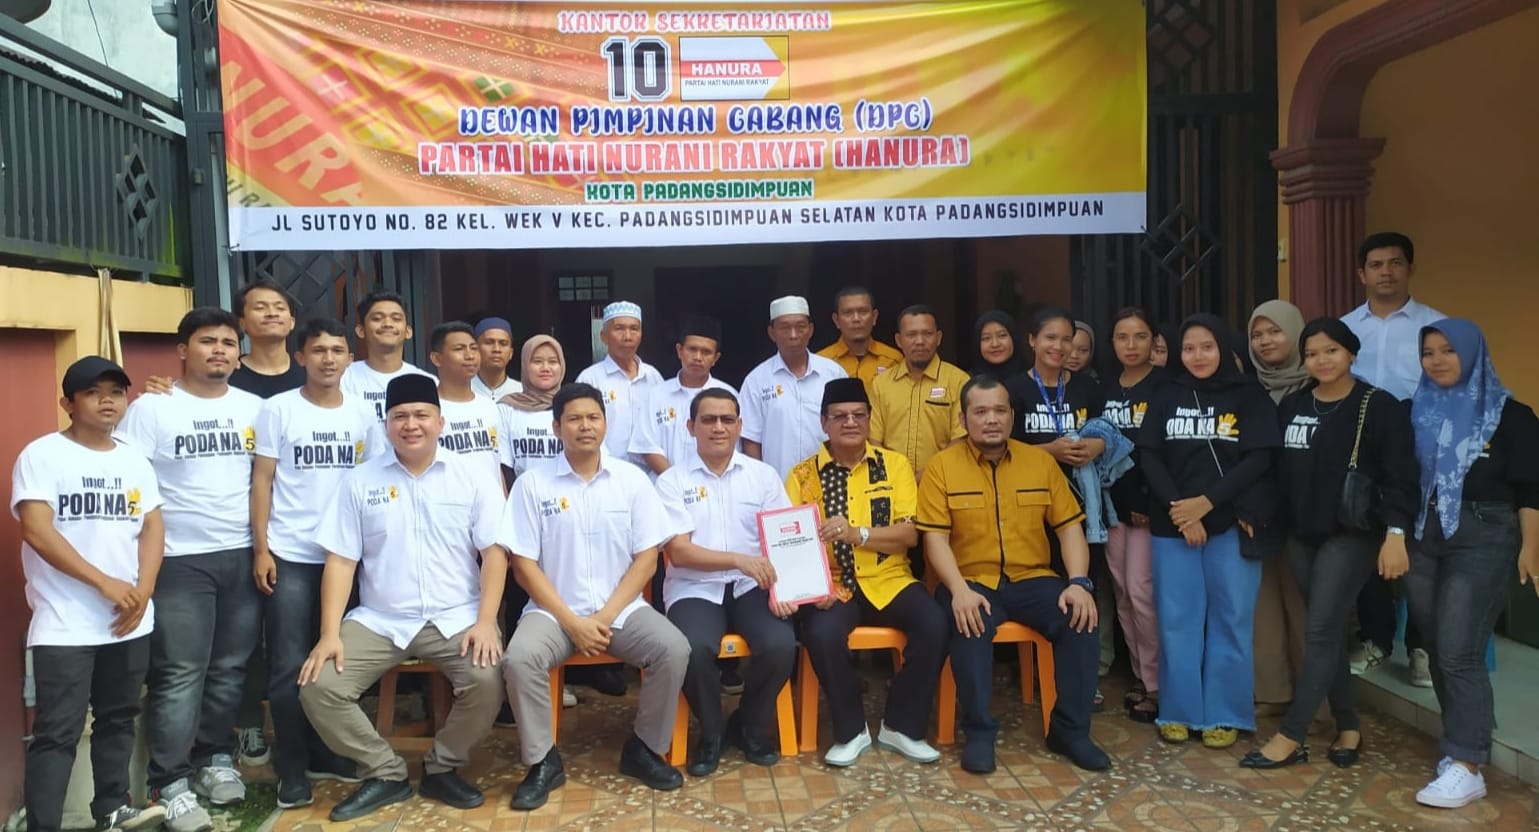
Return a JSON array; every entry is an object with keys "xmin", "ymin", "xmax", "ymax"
[{"xmin": 757, "ymin": 503, "xmax": 835, "ymax": 607}]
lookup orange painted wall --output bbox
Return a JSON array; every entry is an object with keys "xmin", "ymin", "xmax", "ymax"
[{"xmin": 1358, "ymin": 4, "xmax": 1539, "ymax": 404}]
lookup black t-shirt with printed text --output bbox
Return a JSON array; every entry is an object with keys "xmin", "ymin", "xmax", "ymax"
[
  {"xmin": 1099, "ymin": 368, "xmax": 1167, "ymax": 517},
  {"xmin": 1007, "ymin": 370, "xmax": 1105, "ymax": 492}
]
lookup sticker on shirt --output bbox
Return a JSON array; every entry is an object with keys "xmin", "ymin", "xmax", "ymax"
[
  {"xmin": 929, "ymin": 386, "xmax": 947, "ymax": 398},
  {"xmin": 293, "ymin": 431, "xmax": 367, "ymax": 470},
  {"xmin": 60, "ymin": 476, "xmax": 144, "ymax": 522},
  {"xmin": 176, "ymin": 418, "xmax": 256, "ymax": 459},
  {"xmin": 1020, "ymin": 404, "xmax": 1089, "ymax": 435},
  {"xmin": 440, "ymin": 417, "xmax": 498, "ymax": 455},
  {"xmin": 1165, "ymin": 405, "xmax": 1240, "ymax": 443},
  {"xmin": 365, "ymin": 485, "xmax": 397, "ymax": 507},
  {"xmin": 653, "ymin": 406, "xmax": 679, "ymax": 426},
  {"xmin": 1283, "ymin": 414, "xmax": 1318, "ymax": 450},
  {"xmin": 1102, "ymin": 400, "xmax": 1148, "ymax": 430},
  {"xmin": 682, "ymin": 485, "xmax": 708, "ymax": 505},
  {"xmin": 755, "ymin": 384, "xmax": 785, "ymax": 402},
  {"xmin": 607, "ymin": 389, "xmax": 619, "ymax": 402},
  {"xmin": 539, "ymin": 496, "xmax": 570, "ymax": 517}
]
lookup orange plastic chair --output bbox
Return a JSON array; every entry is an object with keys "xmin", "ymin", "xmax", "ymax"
[
  {"xmin": 935, "ymin": 621, "xmax": 1055, "ymax": 742},
  {"xmin": 669, "ymin": 634, "xmax": 799, "ymax": 765},
  {"xmin": 795, "ymin": 626, "xmax": 907, "ymax": 753},
  {"xmin": 376, "ymin": 659, "xmax": 453, "ymax": 751}
]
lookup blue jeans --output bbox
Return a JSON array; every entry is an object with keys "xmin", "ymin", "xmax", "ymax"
[
  {"xmin": 266, "ymin": 555, "xmax": 349, "ymax": 782},
  {"xmin": 1404, "ymin": 502, "xmax": 1519, "ymax": 765},
  {"xmin": 939, "ymin": 576, "xmax": 1099, "ymax": 745},
  {"xmin": 146, "ymin": 549, "xmax": 262, "ymax": 789},
  {"xmin": 1151, "ymin": 529, "xmax": 1261, "ymax": 731}
]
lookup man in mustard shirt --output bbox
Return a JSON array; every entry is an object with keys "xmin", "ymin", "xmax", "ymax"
[
  {"xmin": 918, "ymin": 375, "xmax": 1109, "ymax": 774},
  {"xmin": 816, "ymin": 287, "xmax": 902, "ymax": 394},
  {"xmin": 870, "ymin": 304, "xmax": 969, "ymax": 480},
  {"xmin": 785, "ymin": 378, "xmax": 947, "ymax": 768}
]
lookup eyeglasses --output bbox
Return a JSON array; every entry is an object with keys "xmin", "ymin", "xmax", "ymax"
[{"xmin": 826, "ymin": 410, "xmax": 870, "ymax": 424}]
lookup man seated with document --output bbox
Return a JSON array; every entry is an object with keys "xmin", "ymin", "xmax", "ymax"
[
  {"xmin": 783, "ymin": 377, "xmax": 948, "ymax": 767},
  {"xmin": 656, "ymin": 388, "xmax": 799, "ymax": 777}
]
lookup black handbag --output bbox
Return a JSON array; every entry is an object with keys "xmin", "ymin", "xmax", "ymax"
[{"xmin": 1337, "ymin": 388, "xmax": 1379, "ymax": 532}]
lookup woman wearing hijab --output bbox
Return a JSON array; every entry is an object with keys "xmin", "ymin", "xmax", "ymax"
[
  {"xmin": 1404, "ymin": 319, "xmax": 1539, "ymax": 809},
  {"xmin": 1136, "ymin": 314, "xmax": 1281, "ymax": 749},
  {"xmin": 1151, "ymin": 325, "xmax": 1176, "ymax": 368},
  {"xmin": 497, "ymin": 334, "xmax": 568, "ymax": 477},
  {"xmin": 971, "ymin": 311, "xmax": 1026, "ymax": 382},
  {"xmin": 1067, "ymin": 321, "xmax": 1098, "ymax": 380},
  {"xmin": 1245, "ymin": 300, "xmax": 1311, "ymax": 718},
  {"xmin": 1241, "ymin": 318, "xmax": 1419, "ymax": 770}
]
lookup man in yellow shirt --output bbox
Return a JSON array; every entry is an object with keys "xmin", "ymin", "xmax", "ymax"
[
  {"xmin": 816, "ymin": 287, "xmax": 902, "ymax": 394},
  {"xmin": 870, "ymin": 305, "xmax": 969, "ymax": 480},
  {"xmin": 785, "ymin": 378, "xmax": 946, "ymax": 768},
  {"xmin": 918, "ymin": 375, "xmax": 1108, "ymax": 775}
]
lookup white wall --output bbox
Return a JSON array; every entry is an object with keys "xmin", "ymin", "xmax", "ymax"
[{"xmin": 26, "ymin": 0, "xmax": 177, "ymax": 97}]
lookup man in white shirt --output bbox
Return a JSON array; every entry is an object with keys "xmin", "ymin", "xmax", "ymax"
[
  {"xmin": 115, "ymin": 308, "xmax": 265, "ymax": 830},
  {"xmin": 632, "ymin": 316, "xmax": 736, "ymax": 477},
  {"xmin": 297, "ymin": 374, "xmax": 507, "ymax": 822},
  {"xmin": 1340, "ymin": 231, "xmax": 1444, "ymax": 683},
  {"xmin": 575, "ymin": 300, "xmax": 663, "ymax": 464},
  {"xmin": 430, "ymin": 321, "xmax": 507, "ymax": 494},
  {"xmin": 340, "ymin": 290, "xmax": 432, "ymax": 422},
  {"xmin": 13, "ymin": 357, "xmax": 167, "ymax": 832},
  {"xmin": 499, "ymin": 383, "xmax": 690, "ymax": 810},
  {"xmin": 250, "ymin": 318, "xmax": 378, "ymax": 810},
  {"xmin": 657, "ymin": 389, "xmax": 796, "ymax": 777},
  {"xmin": 741, "ymin": 295, "xmax": 848, "ymax": 478},
  {"xmin": 471, "ymin": 316, "xmax": 524, "ymax": 401}
]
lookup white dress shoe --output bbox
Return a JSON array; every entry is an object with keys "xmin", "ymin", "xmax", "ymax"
[
  {"xmin": 823, "ymin": 727, "xmax": 872, "ymax": 767},
  {"xmin": 877, "ymin": 722, "xmax": 941, "ymax": 764}
]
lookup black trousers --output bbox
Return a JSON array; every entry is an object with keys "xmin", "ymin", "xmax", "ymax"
[
  {"xmin": 1279, "ymin": 534, "xmax": 1377, "ymax": 742},
  {"xmin": 796, "ymin": 582, "xmax": 947, "ymax": 744},
  {"xmin": 26, "ymin": 636, "xmax": 150, "ymax": 831},
  {"xmin": 668, "ymin": 586, "xmax": 796, "ymax": 741}
]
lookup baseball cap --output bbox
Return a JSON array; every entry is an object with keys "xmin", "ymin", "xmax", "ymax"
[{"xmin": 62, "ymin": 356, "xmax": 131, "ymax": 398}]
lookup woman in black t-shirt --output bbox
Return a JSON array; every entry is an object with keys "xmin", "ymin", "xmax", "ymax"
[
  {"xmin": 1404, "ymin": 318, "xmax": 1539, "ymax": 810},
  {"xmin": 971, "ymin": 311, "xmax": 1026, "ymax": 383},
  {"xmin": 1137, "ymin": 314, "xmax": 1281, "ymax": 749},
  {"xmin": 1100, "ymin": 308, "xmax": 1166, "ymax": 722},
  {"xmin": 1240, "ymin": 318, "xmax": 1418, "ymax": 770}
]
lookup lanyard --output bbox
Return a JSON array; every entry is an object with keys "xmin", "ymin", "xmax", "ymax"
[{"xmin": 1030, "ymin": 368, "xmax": 1068, "ymax": 437}]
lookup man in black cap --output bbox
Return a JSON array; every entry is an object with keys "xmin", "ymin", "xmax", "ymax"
[
  {"xmin": 296, "ymin": 374, "xmax": 508, "ymax": 822},
  {"xmin": 13, "ymin": 357, "xmax": 168, "ymax": 831},
  {"xmin": 783, "ymin": 378, "xmax": 947, "ymax": 768}
]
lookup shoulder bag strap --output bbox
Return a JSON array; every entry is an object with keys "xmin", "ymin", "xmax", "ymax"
[{"xmin": 1346, "ymin": 387, "xmax": 1374, "ymax": 472}]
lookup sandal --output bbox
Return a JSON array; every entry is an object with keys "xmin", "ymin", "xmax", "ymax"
[
  {"xmin": 1128, "ymin": 695, "xmax": 1159, "ymax": 724},
  {"xmin": 1123, "ymin": 683, "xmax": 1147, "ymax": 711}
]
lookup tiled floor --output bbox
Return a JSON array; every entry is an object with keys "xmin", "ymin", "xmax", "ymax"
[{"xmin": 264, "ymin": 672, "xmax": 1539, "ymax": 831}]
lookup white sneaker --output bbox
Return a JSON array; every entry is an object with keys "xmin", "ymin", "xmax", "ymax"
[
  {"xmin": 563, "ymin": 685, "xmax": 577, "ymax": 708},
  {"xmin": 1416, "ymin": 763, "xmax": 1486, "ymax": 808},
  {"xmin": 876, "ymin": 722, "xmax": 941, "ymax": 764},
  {"xmin": 1348, "ymin": 640, "xmax": 1386, "ymax": 676},
  {"xmin": 157, "ymin": 780, "xmax": 213, "ymax": 832},
  {"xmin": 823, "ymin": 727, "xmax": 872, "ymax": 767},
  {"xmin": 1409, "ymin": 648, "xmax": 1434, "ymax": 688}
]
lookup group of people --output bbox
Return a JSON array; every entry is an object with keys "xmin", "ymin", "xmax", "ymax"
[{"xmin": 13, "ymin": 230, "xmax": 1537, "ymax": 832}]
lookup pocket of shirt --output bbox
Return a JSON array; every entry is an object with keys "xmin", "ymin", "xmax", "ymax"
[
  {"xmin": 947, "ymin": 492, "xmax": 987, "ymax": 511},
  {"xmin": 1015, "ymin": 490, "xmax": 1051, "ymax": 520},
  {"xmin": 601, "ymin": 509, "xmax": 635, "ymax": 549},
  {"xmin": 430, "ymin": 500, "xmax": 473, "ymax": 531}
]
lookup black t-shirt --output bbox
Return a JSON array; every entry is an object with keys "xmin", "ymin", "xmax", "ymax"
[
  {"xmin": 1007, "ymin": 370, "xmax": 1105, "ymax": 494},
  {"xmin": 1100, "ymin": 368, "xmax": 1167, "ymax": 517},
  {"xmin": 230, "ymin": 361, "xmax": 306, "ymax": 399},
  {"xmin": 1138, "ymin": 381, "xmax": 1281, "ymax": 538},
  {"xmin": 1455, "ymin": 399, "xmax": 1539, "ymax": 509}
]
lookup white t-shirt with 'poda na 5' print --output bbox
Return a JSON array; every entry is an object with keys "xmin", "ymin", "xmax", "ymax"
[
  {"xmin": 341, "ymin": 360, "xmax": 433, "ymax": 423},
  {"xmin": 11, "ymin": 433, "xmax": 163, "ymax": 647},
  {"xmin": 255, "ymin": 388, "xmax": 380, "ymax": 564},
  {"xmin": 115, "ymin": 384, "xmax": 262, "ymax": 556},
  {"xmin": 438, "ymin": 395, "xmax": 505, "ymax": 491}
]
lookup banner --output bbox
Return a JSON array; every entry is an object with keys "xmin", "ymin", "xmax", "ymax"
[{"xmin": 217, "ymin": 1, "xmax": 1146, "ymax": 250}]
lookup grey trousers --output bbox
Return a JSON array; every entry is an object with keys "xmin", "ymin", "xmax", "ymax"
[
  {"xmin": 298, "ymin": 620, "xmax": 503, "ymax": 780},
  {"xmin": 502, "ymin": 606, "xmax": 689, "ymax": 765}
]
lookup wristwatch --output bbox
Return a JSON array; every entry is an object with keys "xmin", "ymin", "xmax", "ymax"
[
  {"xmin": 1386, "ymin": 526, "xmax": 1406, "ymax": 536},
  {"xmin": 1069, "ymin": 576, "xmax": 1095, "ymax": 593},
  {"xmin": 857, "ymin": 526, "xmax": 871, "ymax": 547}
]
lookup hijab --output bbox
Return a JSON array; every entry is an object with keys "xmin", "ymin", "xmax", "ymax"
[
  {"xmin": 1247, "ymin": 300, "xmax": 1310, "ymax": 402},
  {"xmin": 971, "ymin": 310, "xmax": 1026, "ymax": 379},
  {"xmin": 1072, "ymin": 320, "xmax": 1098, "ymax": 377},
  {"xmin": 1168, "ymin": 314, "xmax": 1251, "ymax": 392},
  {"xmin": 1411, "ymin": 318, "xmax": 1512, "ymax": 539},
  {"xmin": 499, "ymin": 334, "xmax": 566, "ymax": 413}
]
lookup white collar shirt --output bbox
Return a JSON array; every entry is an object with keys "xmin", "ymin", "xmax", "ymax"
[
  {"xmin": 499, "ymin": 452, "xmax": 669, "ymax": 628},
  {"xmin": 472, "ymin": 373, "xmax": 523, "ymax": 401},
  {"xmin": 1343, "ymin": 297, "xmax": 1445, "ymax": 401},
  {"xmin": 316, "ymin": 450, "xmax": 502, "ymax": 648},
  {"xmin": 656, "ymin": 452, "xmax": 790, "ymax": 609},
  {"xmin": 629, "ymin": 374, "xmax": 737, "ymax": 471},
  {"xmin": 740, "ymin": 350, "xmax": 847, "ymax": 479},
  {"xmin": 575, "ymin": 355, "xmax": 664, "ymax": 463}
]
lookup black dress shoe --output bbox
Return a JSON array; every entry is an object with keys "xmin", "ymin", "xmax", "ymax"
[
  {"xmin": 328, "ymin": 778, "xmax": 413, "ymax": 822},
  {"xmin": 1328, "ymin": 742, "xmax": 1361, "ymax": 768},
  {"xmin": 727, "ymin": 715, "xmax": 780, "ymax": 767},
  {"xmin": 1239, "ymin": 745, "xmax": 1309, "ymax": 769},
  {"xmin": 619, "ymin": 735, "xmax": 684, "ymax": 791},
  {"xmin": 687, "ymin": 736, "xmax": 724, "ymax": 777},
  {"xmin": 510, "ymin": 751, "xmax": 566, "ymax": 811},
  {"xmin": 418, "ymin": 770, "xmax": 485, "ymax": 809},
  {"xmin": 1045, "ymin": 733, "xmax": 1111, "ymax": 771}
]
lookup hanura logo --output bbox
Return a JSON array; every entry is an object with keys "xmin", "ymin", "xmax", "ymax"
[
  {"xmin": 779, "ymin": 521, "xmax": 801, "ymax": 535},
  {"xmin": 929, "ymin": 386, "xmax": 946, "ymax": 398},
  {"xmin": 1216, "ymin": 413, "xmax": 1240, "ymax": 440},
  {"xmin": 125, "ymin": 487, "xmax": 142, "ymax": 517}
]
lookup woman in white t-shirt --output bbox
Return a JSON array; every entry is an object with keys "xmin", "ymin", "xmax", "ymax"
[{"xmin": 497, "ymin": 335, "xmax": 567, "ymax": 478}]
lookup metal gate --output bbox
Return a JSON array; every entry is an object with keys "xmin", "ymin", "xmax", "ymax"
[{"xmin": 1072, "ymin": 0, "xmax": 1279, "ymax": 339}]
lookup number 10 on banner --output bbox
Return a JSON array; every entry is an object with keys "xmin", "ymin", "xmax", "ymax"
[{"xmin": 601, "ymin": 37, "xmax": 672, "ymax": 101}]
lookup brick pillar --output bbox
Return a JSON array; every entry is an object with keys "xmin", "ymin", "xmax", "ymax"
[{"xmin": 1269, "ymin": 138, "xmax": 1386, "ymax": 320}]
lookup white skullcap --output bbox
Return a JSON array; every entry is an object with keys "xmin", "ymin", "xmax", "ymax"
[
  {"xmin": 768, "ymin": 295, "xmax": 810, "ymax": 321},
  {"xmin": 602, "ymin": 301, "xmax": 642, "ymax": 325}
]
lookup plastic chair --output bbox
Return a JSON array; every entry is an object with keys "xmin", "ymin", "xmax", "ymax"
[
  {"xmin": 669, "ymin": 634, "xmax": 799, "ymax": 765},
  {"xmin": 376, "ymin": 659, "xmax": 453, "ymax": 751},
  {"xmin": 795, "ymin": 626, "xmax": 907, "ymax": 753},
  {"xmin": 936, "ymin": 621, "xmax": 1055, "ymax": 742}
]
